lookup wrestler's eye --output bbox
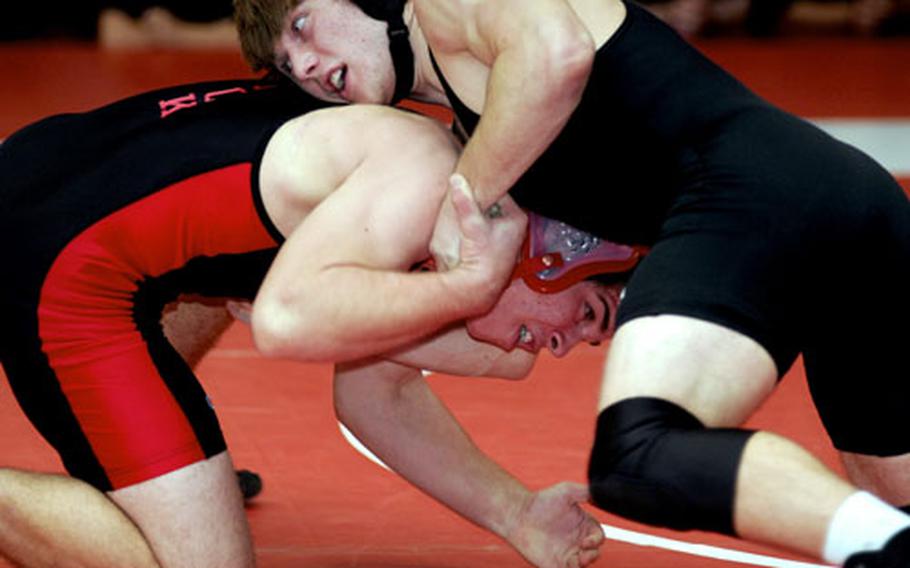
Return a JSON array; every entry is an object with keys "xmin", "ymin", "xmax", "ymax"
[
  {"xmin": 291, "ymin": 15, "xmax": 307, "ymax": 34},
  {"xmin": 583, "ymin": 302, "xmax": 595, "ymax": 321}
]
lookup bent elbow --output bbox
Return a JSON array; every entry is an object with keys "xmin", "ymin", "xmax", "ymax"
[
  {"xmin": 251, "ymin": 301, "xmax": 311, "ymax": 360},
  {"xmin": 542, "ymin": 26, "xmax": 595, "ymax": 93},
  {"xmin": 251, "ymin": 306, "xmax": 289, "ymax": 359},
  {"xmin": 252, "ymin": 302, "xmax": 353, "ymax": 362}
]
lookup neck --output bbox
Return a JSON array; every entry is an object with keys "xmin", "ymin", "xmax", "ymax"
[{"xmin": 402, "ymin": 1, "xmax": 451, "ymax": 106}]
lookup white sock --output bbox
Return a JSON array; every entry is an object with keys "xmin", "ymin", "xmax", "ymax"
[{"xmin": 823, "ymin": 491, "xmax": 910, "ymax": 565}]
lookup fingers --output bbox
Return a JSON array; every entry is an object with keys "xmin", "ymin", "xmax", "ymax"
[
  {"xmin": 582, "ymin": 523, "xmax": 605, "ymax": 548},
  {"xmin": 576, "ymin": 547, "xmax": 601, "ymax": 567},
  {"xmin": 566, "ymin": 533, "xmax": 603, "ymax": 568},
  {"xmin": 430, "ymin": 194, "xmax": 463, "ymax": 271},
  {"xmin": 448, "ymin": 173, "xmax": 487, "ymax": 241},
  {"xmin": 570, "ymin": 523, "xmax": 604, "ymax": 568}
]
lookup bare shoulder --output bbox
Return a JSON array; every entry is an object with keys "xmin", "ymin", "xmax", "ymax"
[
  {"xmin": 414, "ymin": 0, "xmax": 487, "ymax": 47},
  {"xmin": 347, "ymin": 105, "xmax": 459, "ymax": 156},
  {"xmin": 258, "ymin": 105, "xmax": 458, "ymax": 240},
  {"xmin": 416, "ymin": 0, "xmax": 623, "ymax": 53},
  {"xmin": 281, "ymin": 105, "xmax": 456, "ymax": 162},
  {"xmin": 263, "ymin": 106, "xmax": 453, "ymax": 195}
]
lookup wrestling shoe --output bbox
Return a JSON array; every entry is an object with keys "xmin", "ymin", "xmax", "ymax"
[
  {"xmin": 845, "ymin": 527, "xmax": 910, "ymax": 568},
  {"xmin": 236, "ymin": 469, "xmax": 263, "ymax": 501}
]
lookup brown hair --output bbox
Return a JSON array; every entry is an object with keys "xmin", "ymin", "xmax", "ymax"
[{"xmin": 233, "ymin": 0, "xmax": 300, "ymax": 72}]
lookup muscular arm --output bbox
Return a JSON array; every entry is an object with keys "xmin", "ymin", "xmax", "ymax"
[
  {"xmin": 334, "ymin": 360, "xmax": 530, "ymax": 535},
  {"xmin": 386, "ymin": 324, "xmax": 536, "ymax": 380},
  {"xmin": 416, "ymin": 0, "xmax": 595, "ymax": 208},
  {"xmin": 333, "ymin": 360, "xmax": 603, "ymax": 568},
  {"xmin": 252, "ymin": 107, "xmax": 525, "ymax": 362}
]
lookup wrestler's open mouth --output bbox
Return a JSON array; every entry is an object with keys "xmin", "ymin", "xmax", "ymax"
[
  {"xmin": 518, "ymin": 324, "xmax": 534, "ymax": 346},
  {"xmin": 329, "ymin": 66, "xmax": 346, "ymax": 93}
]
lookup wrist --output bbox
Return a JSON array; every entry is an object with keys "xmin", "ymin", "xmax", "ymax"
[
  {"xmin": 454, "ymin": 165, "xmax": 502, "ymax": 212},
  {"xmin": 493, "ymin": 486, "xmax": 535, "ymax": 541},
  {"xmin": 442, "ymin": 266, "xmax": 503, "ymax": 317}
]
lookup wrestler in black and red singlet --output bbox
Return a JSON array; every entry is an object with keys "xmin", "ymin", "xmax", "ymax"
[
  {"xmin": 0, "ymin": 79, "xmax": 327, "ymax": 491},
  {"xmin": 431, "ymin": 1, "xmax": 910, "ymax": 457}
]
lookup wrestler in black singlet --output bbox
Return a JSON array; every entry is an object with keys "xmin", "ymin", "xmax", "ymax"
[
  {"xmin": 0, "ymin": 79, "xmax": 327, "ymax": 490},
  {"xmin": 432, "ymin": 1, "xmax": 910, "ymax": 456}
]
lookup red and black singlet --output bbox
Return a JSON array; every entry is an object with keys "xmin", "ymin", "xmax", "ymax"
[{"xmin": 0, "ymin": 79, "xmax": 329, "ymax": 489}]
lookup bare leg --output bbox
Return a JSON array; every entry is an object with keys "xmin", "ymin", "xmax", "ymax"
[
  {"xmin": 110, "ymin": 452, "xmax": 254, "ymax": 568},
  {"xmin": 841, "ymin": 452, "xmax": 910, "ymax": 506},
  {"xmin": 0, "ymin": 469, "xmax": 159, "ymax": 568},
  {"xmin": 598, "ymin": 315, "xmax": 856, "ymax": 559},
  {"xmin": 161, "ymin": 301, "xmax": 233, "ymax": 370},
  {"xmin": 736, "ymin": 434, "xmax": 854, "ymax": 555}
]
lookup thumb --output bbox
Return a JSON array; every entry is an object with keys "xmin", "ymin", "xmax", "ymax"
[{"xmin": 448, "ymin": 174, "xmax": 486, "ymax": 240}]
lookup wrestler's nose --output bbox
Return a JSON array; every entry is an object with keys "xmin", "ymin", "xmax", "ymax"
[
  {"xmin": 548, "ymin": 331, "xmax": 571, "ymax": 358},
  {"xmin": 289, "ymin": 49, "xmax": 319, "ymax": 81}
]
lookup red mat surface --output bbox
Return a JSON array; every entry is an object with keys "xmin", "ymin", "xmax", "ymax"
[{"xmin": 1, "ymin": 36, "xmax": 908, "ymax": 567}]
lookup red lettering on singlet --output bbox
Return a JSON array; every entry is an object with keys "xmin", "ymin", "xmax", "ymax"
[
  {"xmin": 159, "ymin": 93, "xmax": 198, "ymax": 118},
  {"xmin": 203, "ymin": 87, "xmax": 248, "ymax": 103},
  {"xmin": 159, "ymin": 85, "xmax": 264, "ymax": 118}
]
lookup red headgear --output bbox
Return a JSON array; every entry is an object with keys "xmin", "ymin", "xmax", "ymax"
[{"xmin": 511, "ymin": 212, "xmax": 647, "ymax": 294}]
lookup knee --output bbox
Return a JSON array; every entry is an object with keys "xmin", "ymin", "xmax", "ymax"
[{"xmin": 587, "ymin": 397, "xmax": 754, "ymax": 535}]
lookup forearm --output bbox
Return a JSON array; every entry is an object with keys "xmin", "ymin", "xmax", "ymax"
[
  {"xmin": 386, "ymin": 325, "xmax": 536, "ymax": 380},
  {"xmin": 457, "ymin": 7, "xmax": 594, "ymax": 208},
  {"xmin": 333, "ymin": 361, "xmax": 532, "ymax": 538},
  {"xmin": 253, "ymin": 265, "xmax": 491, "ymax": 363}
]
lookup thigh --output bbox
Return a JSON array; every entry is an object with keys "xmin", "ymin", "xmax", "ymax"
[
  {"xmin": 0, "ymin": 469, "xmax": 159, "ymax": 568},
  {"xmin": 109, "ymin": 451, "xmax": 254, "ymax": 568},
  {"xmin": 615, "ymin": 225, "xmax": 802, "ymax": 379},
  {"xmin": 599, "ymin": 315, "xmax": 777, "ymax": 427},
  {"xmin": 4, "ymin": 287, "xmax": 228, "ymax": 491},
  {"xmin": 803, "ymin": 314, "xmax": 908, "ymax": 457},
  {"xmin": 801, "ymin": 198, "xmax": 909, "ymax": 457}
]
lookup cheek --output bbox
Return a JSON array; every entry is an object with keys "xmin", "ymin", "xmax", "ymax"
[
  {"xmin": 297, "ymin": 81, "xmax": 324, "ymax": 97},
  {"xmin": 523, "ymin": 298, "xmax": 574, "ymax": 328},
  {"xmin": 465, "ymin": 314, "xmax": 512, "ymax": 347}
]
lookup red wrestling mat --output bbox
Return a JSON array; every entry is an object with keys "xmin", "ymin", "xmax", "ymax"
[
  {"xmin": 1, "ymin": 37, "xmax": 908, "ymax": 567},
  {"xmin": 0, "ymin": 324, "xmax": 838, "ymax": 568}
]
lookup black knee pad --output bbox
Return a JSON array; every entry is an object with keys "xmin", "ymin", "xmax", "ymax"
[{"xmin": 588, "ymin": 397, "xmax": 754, "ymax": 535}]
